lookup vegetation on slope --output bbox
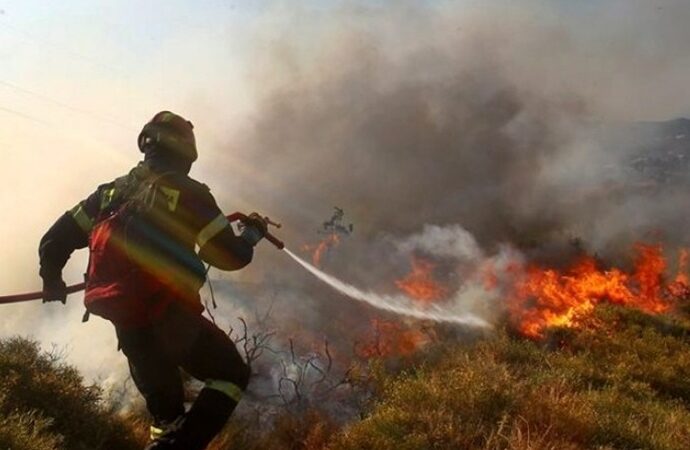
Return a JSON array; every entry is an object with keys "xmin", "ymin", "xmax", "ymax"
[
  {"xmin": 329, "ymin": 306, "xmax": 690, "ymax": 450},
  {"xmin": 0, "ymin": 338, "xmax": 142, "ymax": 450},
  {"xmin": 1, "ymin": 304, "xmax": 689, "ymax": 449}
]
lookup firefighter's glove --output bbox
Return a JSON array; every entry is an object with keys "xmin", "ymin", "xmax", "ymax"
[
  {"xmin": 240, "ymin": 213, "xmax": 268, "ymax": 247},
  {"xmin": 42, "ymin": 277, "xmax": 67, "ymax": 304}
]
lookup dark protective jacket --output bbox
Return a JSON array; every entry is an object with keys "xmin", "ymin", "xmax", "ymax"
[{"xmin": 39, "ymin": 160, "xmax": 253, "ymax": 326}]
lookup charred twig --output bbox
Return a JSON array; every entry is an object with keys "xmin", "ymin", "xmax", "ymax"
[
  {"xmin": 222, "ymin": 312, "xmax": 371, "ymax": 420},
  {"xmin": 246, "ymin": 330, "xmax": 276, "ymax": 365},
  {"xmin": 307, "ymin": 356, "xmax": 327, "ymax": 384},
  {"xmin": 254, "ymin": 295, "xmax": 275, "ymax": 327},
  {"xmin": 228, "ymin": 317, "xmax": 277, "ymax": 369},
  {"xmin": 324, "ymin": 339, "xmax": 333, "ymax": 374},
  {"xmin": 289, "ymin": 339, "xmax": 297, "ymax": 366},
  {"xmin": 203, "ymin": 297, "xmax": 217, "ymax": 325},
  {"xmin": 277, "ymin": 377, "xmax": 300, "ymax": 406},
  {"xmin": 305, "ymin": 340, "xmax": 332, "ymax": 386}
]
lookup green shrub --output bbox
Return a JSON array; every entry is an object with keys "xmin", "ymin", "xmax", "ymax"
[{"xmin": 0, "ymin": 337, "xmax": 144, "ymax": 450}]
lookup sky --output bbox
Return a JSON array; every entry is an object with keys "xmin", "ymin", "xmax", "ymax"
[
  {"xmin": 1, "ymin": 0, "xmax": 690, "ymax": 386},
  {"xmin": 0, "ymin": 0, "xmax": 271, "ymax": 385}
]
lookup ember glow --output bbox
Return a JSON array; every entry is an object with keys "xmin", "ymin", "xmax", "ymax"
[
  {"xmin": 356, "ymin": 319, "xmax": 432, "ymax": 358},
  {"xmin": 669, "ymin": 248, "xmax": 690, "ymax": 298},
  {"xmin": 395, "ymin": 257, "xmax": 448, "ymax": 304},
  {"xmin": 507, "ymin": 244, "xmax": 688, "ymax": 339}
]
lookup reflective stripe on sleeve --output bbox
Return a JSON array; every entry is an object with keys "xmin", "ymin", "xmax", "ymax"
[
  {"xmin": 100, "ymin": 188, "xmax": 116, "ymax": 210},
  {"xmin": 204, "ymin": 379, "xmax": 243, "ymax": 402},
  {"xmin": 197, "ymin": 214, "xmax": 229, "ymax": 249},
  {"xmin": 69, "ymin": 203, "xmax": 94, "ymax": 234},
  {"xmin": 150, "ymin": 425, "xmax": 164, "ymax": 441}
]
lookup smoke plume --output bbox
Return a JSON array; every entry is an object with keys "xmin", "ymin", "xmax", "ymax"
[{"xmin": 2, "ymin": 0, "xmax": 690, "ymax": 405}]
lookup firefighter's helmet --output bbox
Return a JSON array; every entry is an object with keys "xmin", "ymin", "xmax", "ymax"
[{"xmin": 138, "ymin": 111, "xmax": 198, "ymax": 162}]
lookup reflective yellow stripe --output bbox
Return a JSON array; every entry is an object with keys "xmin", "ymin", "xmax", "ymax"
[
  {"xmin": 197, "ymin": 214, "xmax": 229, "ymax": 249},
  {"xmin": 205, "ymin": 379, "xmax": 243, "ymax": 402},
  {"xmin": 69, "ymin": 203, "xmax": 93, "ymax": 234},
  {"xmin": 100, "ymin": 188, "xmax": 116, "ymax": 210},
  {"xmin": 150, "ymin": 425, "xmax": 164, "ymax": 441},
  {"xmin": 159, "ymin": 186, "xmax": 180, "ymax": 212}
]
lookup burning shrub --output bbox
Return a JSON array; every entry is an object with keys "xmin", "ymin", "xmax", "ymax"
[{"xmin": 506, "ymin": 243, "xmax": 688, "ymax": 339}]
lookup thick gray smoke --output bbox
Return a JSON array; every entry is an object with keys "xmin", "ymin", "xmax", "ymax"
[
  {"xmin": 209, "ymin": 0, "xmax": 690, "ymax": 271},
  {"xmin": 3, "ymin": 0, "xmax": 690, "ymax": 412},
  {"xmin": 198, "ymin": 0, "xmax": 690, "ymax": 415}
]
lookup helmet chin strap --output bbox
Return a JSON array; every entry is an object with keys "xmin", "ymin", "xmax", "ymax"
[{"xmin": 144, "ymin": 148, "xmax": 193, "ymax": 175}]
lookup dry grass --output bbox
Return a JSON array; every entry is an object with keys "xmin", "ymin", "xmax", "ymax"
[
  {"xmin": 2, "ymin": 303, "xmax": 690, "ymax": 449},
  {"xmin": 328, "ymin": 306, "xmax": 690, "ymax": 450},
  {"xmin": 0, "ymin": 337, "xmax": 143, "ymax": 450}
]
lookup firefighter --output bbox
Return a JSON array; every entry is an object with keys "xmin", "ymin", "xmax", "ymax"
[{"xmin": 38, "ymin": 111, "xmax": 266, "ymax": 450}]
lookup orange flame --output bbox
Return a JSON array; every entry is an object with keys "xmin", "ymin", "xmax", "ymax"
[
  {"xmin": 669, "ymin": 248, "xmax": 690, "ymax": 298},
  {"xmin": 301, "ymin": 233, "xmax": 341, "ymax": 267},
  {"xmin": 395, "ymin": 256, "xmax": 448, "ymax": 304},
  {"xmin": 356, "ymin": 319, "xmax": 432, "ymax": 358},
  {"xmin": 508, "ymin": 243, "xmax": 687, "ymax": 339}
]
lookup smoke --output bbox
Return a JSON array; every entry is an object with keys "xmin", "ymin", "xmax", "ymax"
[
  {"xmin": 204, "ymin": 2, "xmax": 690, "ymax": 395},
  {"xmin": 2, "ymin": 0, "xmax": 690, "ymax": 405},
  {"xmin": 211, "ymin": 0, "xmax": 690, "ymax": 266},
  {"xmin": 397, "ymin": 224, "xmax": 484, "ymax": 261},
  {"xmin": 284, "ymin": 247, "xmax": 490, "ymax": 327}
]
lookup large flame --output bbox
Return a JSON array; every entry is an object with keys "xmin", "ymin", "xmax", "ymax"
[
  {"xmin": 508, "ymin": 244, "xmax": 687, "ymax": 339},
  {"xmin": 395, "ymin": 256, "xmax": 448, "ymax": 304},
  {"xmin": 302, "ymin": 233, "xmax": 341, "ymax": 267}
]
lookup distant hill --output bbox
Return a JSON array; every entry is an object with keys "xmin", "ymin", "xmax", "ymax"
[{"xmin": 627, "ymin": 118, "xmax": 690, "ymax": 184}]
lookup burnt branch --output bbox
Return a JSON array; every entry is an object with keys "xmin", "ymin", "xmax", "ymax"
[
  {"xmin": 221, "ymin": 310, "xmax": 372, "ymax": 420},
  {"xmin": 228, "ymin": 317, "xmax": 277, "ymax": 370},
  {"xmin": 203, "ymin": 298, "xmax": 217, "ymax": 325}
]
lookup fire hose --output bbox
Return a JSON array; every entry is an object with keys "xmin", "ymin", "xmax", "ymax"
[{"xmin": 0, "ymin": 212, "xmax": 284, "ymax": 305}]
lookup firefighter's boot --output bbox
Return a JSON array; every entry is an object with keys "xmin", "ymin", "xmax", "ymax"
[{"xmin": 145, "ymin": 387, "xmax": 239, "ymax": 450}]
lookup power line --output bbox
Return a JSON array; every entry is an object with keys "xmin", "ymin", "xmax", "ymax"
[
  {"xmin": 0, "ymin": 15, "xmax": 141, "ymax": 130},
  {"xmin": 0, "ymin": 104, "xmax": 48, "ymax": 124},
  {"xmin": 0, "ymin": 79, "xmax": 135, "ymax": 130},
  {"xmin": 0, "ymin": 19, "xmax": 126, "ymax": 76}
]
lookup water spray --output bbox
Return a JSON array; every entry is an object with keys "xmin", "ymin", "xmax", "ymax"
[
  {"xmin": 283, "ymin": 248, "xmax": 490, "ymax": 328},
  {"xmin": 0, "ymin": 213, "xmax": 491, "ymax": 329}
]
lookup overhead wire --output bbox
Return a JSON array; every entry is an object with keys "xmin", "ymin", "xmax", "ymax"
[
  {"xmin": 0, "ymin": 79, "xmax": 135, "ymax": 130},
  {"xmin": 0, "ymin": 14, "xmax": 141, "ymax": 132},
  {"xmin": 0, "ymin": 104, "xmax": 49, "ymax": 124},
  {"xmin": 0, "ymin": 13, "xmax": 175, "ymax": 109},
  {"xmin": 0, "ymin": 11, "xmax": 226, "ymax": 146},
  {"xmin": 0, "ymin": 19, "xmax": 127, "ymax": 75}
]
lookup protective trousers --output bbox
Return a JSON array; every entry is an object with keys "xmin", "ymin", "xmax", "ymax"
[{"xmin": 116, "ymin": 303, "xmax": 250, "ymax": 450}]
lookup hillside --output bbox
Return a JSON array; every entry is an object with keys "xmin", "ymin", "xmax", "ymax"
[
  {"xmin": 0, "ymin": 338, "xmax": 144, "ymax": 450},
  {"xmin": 3, "ymin": 302, "xmax": 688, "ymax": 450},
  {"xmin": 217, "ymin": 304, "xmax": 690, "ymax": 450},
  {"xmin": 328, "ymin": 305, "xmax": 690, "ymax": 450}
]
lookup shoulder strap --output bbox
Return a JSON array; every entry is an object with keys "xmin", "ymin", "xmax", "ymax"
[
  {"xmin": 128, "ymin": 170, "xmax": 176, "ymax": 213},
  {"xmin": 96, "ymin": 167, "xmax": 175, "ymax": 221}
]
